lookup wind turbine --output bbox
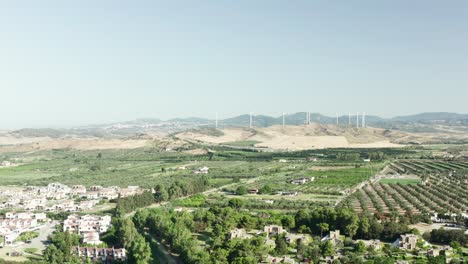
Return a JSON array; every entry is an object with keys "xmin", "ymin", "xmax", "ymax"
[
  {"xmin": 249, "ymin": 112, "xmax": 253, "ymax": 129},
  {"xmin": 215, "ymin": 112, "xmax": 218, "ymax": 128},
  {"xmin": 362, "ymin": 112, "xmax": 366, "ymax": 128},
  {"xmin": 282, "ymin": 112, "xmax": 286, "ymax": 128},
  {"xmin": 356, "ymin": 112, "xmax": 359, "ymax": 128}
]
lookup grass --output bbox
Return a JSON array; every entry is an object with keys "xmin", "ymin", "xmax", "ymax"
[
  {"xmin": 173, "ymin": 194, "xmax": 206, "ymax": 207},
  {"xmin": 379, "ymin": 178, "xmax": 422, "ymax": 185},
  {"xmin": 305, "ymin": 165, "xmax": 381, "ymax": 186}
]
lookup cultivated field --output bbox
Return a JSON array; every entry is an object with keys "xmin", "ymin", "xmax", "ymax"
[{"xmin": 346, "ymin": 160, "xmax": 468, "ymax": 215}]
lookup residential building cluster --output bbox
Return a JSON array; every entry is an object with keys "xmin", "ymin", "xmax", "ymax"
[
  {"xmin": 227, "ymin": 227, "xmax": 447, "ymax": 264},
  {"xmin": 0, "ymin": 212, "xmax": 46, "ymax": 246},
  {"xmin": 0, "ymin": 183, "xmax": 144, "ymax": 212},
  {"xmin": 63, "ymin": 214, "xmax": 112, "ymax": 245},
  {"xmin": 71, "ymin": 246, "xmax": 127, "ymax": 263}
]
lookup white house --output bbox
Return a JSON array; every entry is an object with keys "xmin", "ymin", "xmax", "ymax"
[
  {"xmin": 0, "ymin": 227, "xmax": 20, "ymax": 246},
  {"xmin": 81, "ymin": 231, "xmax": 102, "ymax": 245},
  {"xmin": 64, "ymin": 214, "xmax": 111, "ymax": 234},
  {"xmin": 264, "ymin": 225, "xmax": 286, "ymax": 237},
  {"xmin": 393, "ymin": 234, "xmax": 418, "ymax": 250},
  {"xmin": 193, "ymin": 167, "xmax": 209, "ymax": 174},
  {"xmin": 291, "ymin": 177, "xmax": 314, "ymax": 185},
  {"xmin": 1, "ymin": 161, "xmax": 11, "ymax": 167},
  {"xmin": 229, "ymin": 228, "xmax": 252, "ymax": 239}
]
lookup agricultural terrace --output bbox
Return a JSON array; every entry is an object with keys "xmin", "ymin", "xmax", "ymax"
[{"xmin": 345, "ymin": 160, "xmax": 468, "ymax": 216}]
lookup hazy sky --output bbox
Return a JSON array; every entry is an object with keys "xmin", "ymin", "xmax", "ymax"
[{"xmin": 1, "ymin": 1, "xmax": 467, "ymax": 128}]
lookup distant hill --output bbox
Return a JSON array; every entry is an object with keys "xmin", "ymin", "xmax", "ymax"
[
  {"xmin": 218, "ymin": 112, "xmax": 467, "ymax": 128},
  {"xmin": 4, "ymin": 112, "xmax": 467, "ymax": 139},
  {"xmin": 391, "ymin": 112, "xmax": 468, "ymax": 122},
  {"xmin": 9, "ymin": 128, "xmax": 65, "ymax": 138},
  {"xmin": 167, "ymin": 117, "xmax": 211, "ymax": 124}
]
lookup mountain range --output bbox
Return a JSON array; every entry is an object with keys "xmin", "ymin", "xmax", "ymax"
[{"xmin": 3, "ymin": 112, "xmax": 468, "ymax": 138}]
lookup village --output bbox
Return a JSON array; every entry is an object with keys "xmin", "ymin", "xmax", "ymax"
[
  {"xmin": 0, "ymin": 182, "xmax": 144, "ymax": 213},
  {"xmin": 0, "ymin": 182, "xmax": 149, "ymax": 262}
]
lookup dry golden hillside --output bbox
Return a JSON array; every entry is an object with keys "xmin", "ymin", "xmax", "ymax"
[{"xmin": 175, "ymin": 124, "xmax": 450, "ymax": 150}]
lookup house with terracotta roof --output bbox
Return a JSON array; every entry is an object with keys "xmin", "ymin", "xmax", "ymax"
[{"xmin": 71, "ymin": 246, "xmax": 126, "ymax": 263}]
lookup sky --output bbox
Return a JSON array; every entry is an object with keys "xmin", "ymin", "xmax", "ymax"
[{"xmin": 1, "ymin": 1, "xmax": 467, "ymax": 128}]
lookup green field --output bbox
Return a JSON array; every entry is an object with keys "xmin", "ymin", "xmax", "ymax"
[
  {"xmin": 0, "ymin": 146, "xmax": 424, "ymax": 212},
  {"xmin": 378, "ymin": 178, "xmax": 421, "ymax": 185}
]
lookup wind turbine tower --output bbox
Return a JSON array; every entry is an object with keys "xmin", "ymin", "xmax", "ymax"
[
  {"xmin": 356, "ymin": 112, "xmax": 359, "ymax": 128},
  {"xmin": 282, "ymin": 112, "xmax": 286, "ymax": 128},
  {"xmin": 249, "ymin": 112, "xmax": 253, "ymax": 129},
  {"xmin": 362, "ymin": 112, "xmax": 366, "ymax": 128},
  {"xmin": 348, "ymin": 113, "xmax": 351, "ymax": 126},
  {"xmin": 336, "ymin": 113, "xmax": 339, "ymax": 125},
  {"xmin": 215, "ymin": 112, "xmax": 218, "ymax": 128}
]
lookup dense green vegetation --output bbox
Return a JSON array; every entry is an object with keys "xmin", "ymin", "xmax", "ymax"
[
  {"xmin": 223, "ymin": 140, "xmax": 260, "ymax": 147},
  {"xmin": 0, "ymin": 147, "xmax": 415, "ymax": 187},
  {"xmin": 378, "ymin": 178, "xmax": 422, "ymax": 185},
  {"xmin": 423, "ymin": 228, "xmax": 467, "ymax": 246},
  {"xmin": 42, "ymin": 231, "xmax": 81, "ymax": 263},
  {"xmin": 119, "ymin": 204, "xmax": 418, "ymax": 263},
  {"xmin": 16, "ymin": 231, "xmax": 39, "ymax": 242},
  {"xmin": 2, "ymin": 145, "xmax": 467, "ymax": 263}
]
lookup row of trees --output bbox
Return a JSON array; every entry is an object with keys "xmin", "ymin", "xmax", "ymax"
[
  {"xmin": 133, "ymin": 208, "xmax": 210, "ymax": 263},
  {"xmin": 102, "ymin": 218, "xmax": 152, "ymax": 264},
  {"xmin": 295, "ymin": 207, "xmax": 360, "ymax": 238},
  {"xmin": 43, "ymin": 231, "xmax": 81, "ymax": 264},
  {"xmin": 236, "ymin": 184, "xmax": 273, "ymax": 196},
  {"xmin": 115, "ymin": 175, "xmax": 211, "ymax": 215},
  {"xmin": 295, "ymin": 207, "xmax": 411, "ymax": 242},
  {"xmin": 154, "ymin": 175, "xmax": 210, "ymax": 202},
  {"xmin": 115, "ymin": 191, "xmax": 155, "ymax": 216},
  {"xmin": 423, "ymin": 228, "xmax": 467, "ymax": 246},
  {"xmin": 336, "ymin": 151, "xmax": 387, "ymax": 161}
]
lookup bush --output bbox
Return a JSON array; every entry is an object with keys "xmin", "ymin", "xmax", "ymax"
[
  {"xmin": 236, "ymin": 186, "xmax": 247, "ymax": 195},
  {"xmin": 15, "ymin": 231, "xmax": 39, "ymax": 242}
]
